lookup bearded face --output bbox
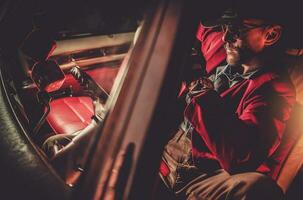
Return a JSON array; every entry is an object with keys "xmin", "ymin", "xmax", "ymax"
[
  {"xmin": 224, "ymin": 41, "xmax": 255, "ymax": 66},
  {"xmin": 222, "ymin": 19, "xmax": 270, "ymax": 66}
]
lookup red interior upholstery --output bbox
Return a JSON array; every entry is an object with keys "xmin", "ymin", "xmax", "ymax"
[
  {"xmin": 47, "ymin": 97, "xmax": 93, "ymax": 134},
  {"xmin": 46, "ymin": 66, "xmax": 119, "ymax": 135},
  {"xmin": 61, "ymin": 67, "xmax": 119, "ymax": 95}
]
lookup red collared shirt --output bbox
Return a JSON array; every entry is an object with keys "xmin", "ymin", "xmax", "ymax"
[{"xmin": 184, "ymin": 69, "xmax": 296, "ymax": 180}]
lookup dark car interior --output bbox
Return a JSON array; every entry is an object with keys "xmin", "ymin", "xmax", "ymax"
[
  {"xmin": 0, "ymin": 0, "xmax": 143, "ymax": 198},
  {"xmin": 20, "ymin": 29, "xmax": 134, "ymax": 142},
  {"xmin": 1, "ymin": 0, "xmax": 303, "ymax": 199}
]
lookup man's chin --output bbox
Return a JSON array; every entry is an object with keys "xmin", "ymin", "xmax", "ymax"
[{"xmin": 226, "ymin": 56, "xmax": 240, "ymax": 66}]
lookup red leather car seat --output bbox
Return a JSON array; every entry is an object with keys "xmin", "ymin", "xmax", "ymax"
[
  {"xmin": 47, "ymin": 96, "xmax": 94, "ymax": 134},
  {"xmin": 46, "ymin": 66, "xmax": 119, "ymax": 135}
]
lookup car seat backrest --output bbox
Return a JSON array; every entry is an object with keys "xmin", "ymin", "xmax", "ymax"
[
  {"xmin": 276, "ymin": 53, "xmax": 303, "ymax": 192},
  {"xmin": 31, "ymin": 60, "xmax": 65, "ymax": 92},
  {"xmin": 276, "ymin": 103, "xmax": 303, "ymax": 192},
  {"xmin": 287, "ymin": 54, "xmax": 303, "ymax": 104}
]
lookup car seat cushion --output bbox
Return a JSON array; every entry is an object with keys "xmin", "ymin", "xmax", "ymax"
[{"xmin": 47, "ymin": 96, "xmax": 94, "ymax": 134}]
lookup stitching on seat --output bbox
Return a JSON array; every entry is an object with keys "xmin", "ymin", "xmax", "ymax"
[
  {"xmin": 79, "ymin": 97, "xmax": 94, "ymax": 114},
  {"xmin": 63, "ymin": 98, "xmax": 89, "ymax": 125},
  {"xmin": 46, "ymin": 117, "xmax": 59, "ymax": 134}
]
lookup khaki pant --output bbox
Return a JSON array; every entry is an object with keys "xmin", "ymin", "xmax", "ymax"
[{"xmin": 159, "ymin": 127, "xmax": 284, "ymax": 200}]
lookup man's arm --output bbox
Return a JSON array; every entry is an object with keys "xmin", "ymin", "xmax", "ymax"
[{"xmin": 184, "ymin": 79, "xmax": 295, "ymax": 173}]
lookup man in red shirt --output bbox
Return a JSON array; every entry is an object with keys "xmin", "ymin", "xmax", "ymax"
[{"xmin": 159, "ymin": 7, "xmax": 295, "ymax": 200}]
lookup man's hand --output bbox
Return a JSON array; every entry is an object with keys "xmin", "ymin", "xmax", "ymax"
[
  {"xmin": 185, "ymin": 77, "xmax": 214, "ymax": 104},
  {"xmin": 188, "ymin": 77, "xmax": 214, "ymax": 92}
]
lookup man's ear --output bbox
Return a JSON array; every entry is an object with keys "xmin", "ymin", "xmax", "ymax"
[{"xmin": 264, "ymin": 25, "xmax": 282, "ymax": 46}]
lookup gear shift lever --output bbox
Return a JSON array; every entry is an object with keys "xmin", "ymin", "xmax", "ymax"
[{"xmin": 70, "ymin": 66, "xmax": 109, "ymax": 103}]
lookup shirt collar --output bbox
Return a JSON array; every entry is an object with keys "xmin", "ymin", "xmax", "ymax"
[{"xmin": 216, "ymin": 64, "xmax": 259, "ymax": 82}]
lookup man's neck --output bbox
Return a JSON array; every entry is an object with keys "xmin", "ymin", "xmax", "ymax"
[{"xmin": 242, "ymin": 58, "xmax": 264, "ymax": 74}]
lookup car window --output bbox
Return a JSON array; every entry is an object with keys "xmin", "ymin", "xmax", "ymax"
[{"xmin": 15, "ymin": 0, "xmax": 145, "ymax": 188}]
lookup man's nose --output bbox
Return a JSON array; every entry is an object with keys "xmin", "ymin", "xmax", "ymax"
[{"xmin": 222, "ymin": 29, "xmax": 236, "ymax": 43}]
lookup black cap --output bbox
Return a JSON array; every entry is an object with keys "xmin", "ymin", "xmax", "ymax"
[
  {"xmin": 200, "ymin": 0, "xmax": 303, "ymax": 48},
  {"xmin": 201, "ymin": 0, "xmax": 297, "ymax": 27},
  {"xmin": 201, "ymin": 8, "xmax": 240, "ymax": 28}
]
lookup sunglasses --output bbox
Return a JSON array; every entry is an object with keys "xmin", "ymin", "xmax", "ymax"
[{"xmin": 221, "ymin": 22, "xmax": 269, "ymax": 39}]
